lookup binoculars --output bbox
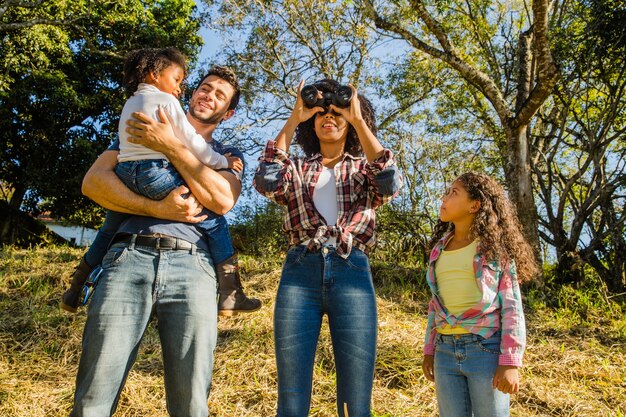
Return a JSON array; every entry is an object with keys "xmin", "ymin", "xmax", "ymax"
[{"xmin": 300, "ymin": 84, "xmax": 353, "ymax": 112}]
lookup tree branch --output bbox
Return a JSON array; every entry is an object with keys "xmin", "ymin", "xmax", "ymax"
[
  {"xmin": 512, "ymin": 0, "xmax": 561, "ymax": 127},
  {"xmin": 0, "ymin": 17, "xmax": 80, "ymax": 32},
  {"xmin": 363, "ymin": 0, "xmax": 512, "ymax": 123}
]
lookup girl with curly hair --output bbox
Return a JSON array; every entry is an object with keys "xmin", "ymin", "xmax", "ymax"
[
  {"xmin": 254, "ymin": 79, "xmax": 402, "ymax": 417},
  {"xmin": 422, "ymin": 171, "xmax": 537, "ymax": 417}
]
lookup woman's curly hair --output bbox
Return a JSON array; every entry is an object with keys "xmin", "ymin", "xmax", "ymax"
[
  {"xmin": 122, "ymin": 47, "xmax": 187, "ymax": 98},
  {"xmin": 429, "ymin": 172, "xmax": 538, "ymax": 283},
  {"xmin": 294, "ymin": 79, "xmax": 377, "ymax": 157}
]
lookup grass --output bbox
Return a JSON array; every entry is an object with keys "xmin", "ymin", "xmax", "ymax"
[{"xmin": 0, "ymin": 245, "xmax": 624, "ymax": 416}]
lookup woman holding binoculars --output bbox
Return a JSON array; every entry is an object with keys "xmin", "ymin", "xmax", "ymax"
[{"xmin": 254, "ymin": 79, "xmax": 402, "ymax": 417}]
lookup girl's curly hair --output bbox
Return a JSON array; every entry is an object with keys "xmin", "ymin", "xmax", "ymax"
[
  {"xmin": 294, "ymin": 79, "xmax": 377, "ymax": 157},
  {"xmin": 122, "ymin": 47, "xmax": 187, "ymax": 98},
  {"xmin": 429, "ymin": 172, "xmax": 538, "ymax": 283}
]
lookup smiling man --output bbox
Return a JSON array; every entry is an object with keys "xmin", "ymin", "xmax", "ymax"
[{"xmin": 69, "ymin": 66, "xmax": 257, "ymax": 417}]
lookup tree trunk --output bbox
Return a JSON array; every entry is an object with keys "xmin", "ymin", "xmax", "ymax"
[
  {"xmin": 556, "ymin": 246, "xmax": 586, "ymax": 285},
  {"xmin": 504, "ymin": 123, "xmax": 542, "ymax": 266},
  {"xmin": 0, "ymin": 183, "xmax": 26, "ymax": 244},
  {"xmin": 608, "ymin": 238, "xmax": 626, "ymax": 292}
]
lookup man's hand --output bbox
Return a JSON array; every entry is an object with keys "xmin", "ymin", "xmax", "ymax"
[
  {"xmin": 149, "ymin": 185, "xmax": 207, "ymax": 223},
  {"xmin": 422, "ymin": 355, "xmax": 435, "ymax": 382},
  {"xmin": 493, "ymin": 365, "xmax": 520, "ymax": 394},
  {"xmin": 126, "ymin": 107, "xmax": 177, "ymax": 154}
]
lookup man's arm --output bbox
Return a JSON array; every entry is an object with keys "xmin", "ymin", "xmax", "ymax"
[
  {"xmin": 82, "ymin": 149, "xmax": 205, "ymax": 223},
  {"xmin": 157, "ymin": 143, "xmax": 242, "ymax": 215},
  {"xmin": 125, "ymin": 108, "xmax": 242, "ymax": 215}
]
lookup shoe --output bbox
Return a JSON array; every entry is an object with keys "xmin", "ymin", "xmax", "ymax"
[
  {"xmin": 60, "ymin": 257, "xmax": 92, "ymax": 313},
  {"xmin": 216, "ymin": 254, "xmax": 261, "ymax": 316}
]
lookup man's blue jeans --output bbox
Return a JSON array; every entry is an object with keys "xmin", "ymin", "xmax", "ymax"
[
  {"xmin": 82, "ymin": 159, "xmax": 234, "ymax": 269},
  {"xmin": 70, "ymin": 240, "xmax": 218, "ymax": 417},
  {"xmin": 274, "ymin": 245, "xmax": 377, "ymax": 417},
  {"xmin": 434, "ymin": 332, "xmax": 510, "ymax": 417}
]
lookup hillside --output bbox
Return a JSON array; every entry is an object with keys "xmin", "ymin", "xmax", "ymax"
[{"xmin": 0, "ymin": 246, "xmax": 624, "ymax": 416}]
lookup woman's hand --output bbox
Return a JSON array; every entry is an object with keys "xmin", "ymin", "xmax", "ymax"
[
  {"xmin": 330, "ymin": 83, "xmax": 384, "ymax": 162},
  {"xmin": 328, "ymin": 84, "xmax": 362, "ymax": 126},
  {"xmin": 274, "ymin": 80, "xmax": 323, "ymax": 152},
  {"xmin": 126, "ymin": 107, "xmax": 178, "ymax": 155},
  {"xmin": 422, "ymin": 354, "xmax": 435, "ymax": 382},
  {"xmin": 289, "ymin": 79, "xmax": 324, "ymax": 124},
  {"xmin": 493, "ymin": 365, "xmax": 520, "ymax": 394}
]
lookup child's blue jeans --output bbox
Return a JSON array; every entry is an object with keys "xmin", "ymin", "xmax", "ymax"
[
  {"xmin": 433, "ymin": 331, "xmax": 510, "ymax": 417},
  {"xmin": 83, "ymin": 159, "xmax": 234, "ymax": 268}
]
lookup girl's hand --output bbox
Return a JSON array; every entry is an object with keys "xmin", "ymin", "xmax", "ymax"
[
  {"xmin": 328, "ymin": 84, "xmax": 362, "ymax": 126},
  {"xmin": 422, "ymin": 355, "xmax": 435, "ymax": 382},
  {"xmin": 290, "ymin": 79, "xmax": 324, "ymax": 124},
  {"xmin": 492, "ymin": 365, "xmax": 520, "ymax": 394}
]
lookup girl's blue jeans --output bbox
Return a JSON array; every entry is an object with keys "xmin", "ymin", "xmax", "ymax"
[
  {"xmin": 434, "ymin": 331, "xmax": 510, "ymax": 417},
  {"xmin": 274, "ymin": 245, "xmax": 377, "ymax": 417},
  {"xmin": 83, "ymin": 159, "xmax": 233, "ymax": 268}
]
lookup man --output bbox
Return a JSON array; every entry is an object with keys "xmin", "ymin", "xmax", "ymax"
[{"xmin": 70, "ymin": 66, "xmax": 255, "ymax": 416}]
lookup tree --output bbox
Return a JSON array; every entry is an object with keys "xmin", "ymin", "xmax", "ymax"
[
  {"xmin": 204, "ymin": 0, "xmax": 518, "ymax": 263},
  {"xmin": 0, "ymin": 0, "xmax": 203, "ymax": 243},
  {"xmin": 204, "ymin": 0, "xmax": 452, "ymax": 262},
  {"xmin": 204, "ymin": 0, "xmax": 386, "ymax": 148},
  {"xmin": 0, "ymin": 0, "xmax": 82, "ymax": 34},
  {"xmin": 532, "ymin": 0, "xmax": 626, "ymax": 290},
  {"xmin": 204, "ymin": 0, "xmax": 624, "ymax": 292},
  {"xmin": 363, "ymin": 0, "xmax": 561, "ymax": 262}
]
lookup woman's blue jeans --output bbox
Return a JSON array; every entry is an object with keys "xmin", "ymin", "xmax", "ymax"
[
  {"xmin": 274, "ymin": 245, "xmax": 377, "ymax": 417},
  {"xmin": 434, "ymin": 332, "xmax": 510, "ymax": 417},
  {"xmin": 70, "ymin": 241, "xmax": 218, "ymax": 417}
]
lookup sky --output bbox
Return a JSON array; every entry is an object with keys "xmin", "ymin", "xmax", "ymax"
[
  {"xmin": 193, "ymin": 0, "xmax": 223, "ymax": 73},
  {"xmin": 190, "ymin": 5, "xmax": 266, "ymax": 221}
]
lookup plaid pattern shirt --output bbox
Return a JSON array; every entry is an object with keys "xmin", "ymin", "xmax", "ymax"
[
  {"xmin": 424, "ymin": 232, "xmax": 527, "ymax": 367},
  {"xmin": 253, "ymin": 140, "xmax": 402, "ymax": 258}
]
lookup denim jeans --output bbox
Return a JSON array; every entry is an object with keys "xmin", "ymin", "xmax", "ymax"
[
  {"xmin": 274, "ymin": 245, "xmax": 377, "ymax": 417},
  {"xmin": 83, "ymin": 210, "xmax": 129, "ymax": 268},
  {"xmin": 81, "ymin": 160, "xmax": 234, "ymax": 268},
  {"xmin": 434, "ymin": 332, "xmax": 510, "ymax": 417},
  {"xmin": 70, "ymin": 241, "xmax": 218, "ymax": 417}
]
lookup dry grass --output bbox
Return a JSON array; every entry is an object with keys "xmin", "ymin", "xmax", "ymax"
[{"xmin": 0, "ymin": 245, "xmax": 624, "ymax": 416}]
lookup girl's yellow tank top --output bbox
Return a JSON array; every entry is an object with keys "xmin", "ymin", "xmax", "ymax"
[{"xmin": 435, "ymin": 240, "xmax": 481, "ymax": 335}]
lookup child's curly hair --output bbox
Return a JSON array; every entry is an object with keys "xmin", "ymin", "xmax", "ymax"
[
  {"xmin": 294, "ymin": 79, "xmax": 377, "ymax": 157},
  {"xmin": 122, "ymin": 47, "xmax": 187, "ymax": 97},
  {"xmin": 429, "ymin": 171, "xmax": 538, "ymax": 283}
]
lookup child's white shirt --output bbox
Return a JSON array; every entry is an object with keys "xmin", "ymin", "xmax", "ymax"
[{"xmin": 117, "ymin": 83, "xmax": 228, "ymax": 169}]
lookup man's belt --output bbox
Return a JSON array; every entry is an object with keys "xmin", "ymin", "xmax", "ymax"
[{"xmin": 112, "ymin": 233, "xmax": 195, "ymax": 251}]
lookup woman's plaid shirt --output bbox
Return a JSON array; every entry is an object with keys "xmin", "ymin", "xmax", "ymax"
[{"xmin": 253, "ymin": 140, "xmax": 402, "ymax": 258}]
